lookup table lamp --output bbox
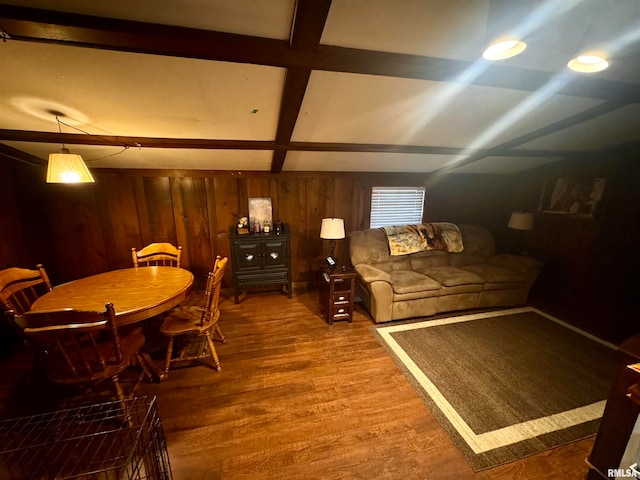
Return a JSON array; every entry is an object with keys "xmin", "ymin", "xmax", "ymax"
[
  {"xmin": 320, "ymin": 218, "xmax": 345, "ymax": 268},
  {"xmin": 508, "ymin": 212, "xmax": 534, "ymax": 231},
  {"xmin": 508, "ymin": 211, "xmax": 534, "ymax": 254}
]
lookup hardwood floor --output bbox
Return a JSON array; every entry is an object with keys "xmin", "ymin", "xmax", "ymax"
[{"xmin": 0, "ymin": 290, "xmax": 595, "ymax": 479}]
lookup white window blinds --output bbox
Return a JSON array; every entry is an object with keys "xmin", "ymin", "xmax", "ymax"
[{"xmin": 370, "ymin": 186, "xmax": 426, "ymax": 228}]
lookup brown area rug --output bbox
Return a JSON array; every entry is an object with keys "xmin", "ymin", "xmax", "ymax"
[{"xmin": 370, "ymin": 307, "xmax": 619, "ymax": 471}]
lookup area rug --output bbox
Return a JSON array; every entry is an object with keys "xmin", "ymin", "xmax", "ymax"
[{"xmin": 370, "ymin": 307, "xmax": 619, "ymax": 471}]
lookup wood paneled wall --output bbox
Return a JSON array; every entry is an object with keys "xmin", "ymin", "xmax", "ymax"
[{"xmin": 1, "ymin": 163, "xmax": 519, "ymax": 289}]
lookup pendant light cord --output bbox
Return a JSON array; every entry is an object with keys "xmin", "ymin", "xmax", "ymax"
[{"xmin": 56, "ymin": 116, "xmax": 66, "ymax": 151}]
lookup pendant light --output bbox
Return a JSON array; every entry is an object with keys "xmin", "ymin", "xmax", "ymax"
[{"xmin": 47, "ymin": 116, "xmax": 95, "ymax": 184}]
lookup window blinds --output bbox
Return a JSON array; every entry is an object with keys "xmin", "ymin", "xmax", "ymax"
[{"xmin": 370, "ymin": 186, "xmax": 426, "ymax": 228}]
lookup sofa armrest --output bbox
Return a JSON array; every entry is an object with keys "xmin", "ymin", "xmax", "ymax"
[
  {"xmin": 354, "ymin": 264, "xmax": 393, "ymax": 323},
  {"xmin": 354, "ymin": 264, "xmax": 392, "ymax": 284},
  {"xmin": 488, "ymin": 254, "xmax": 543, "ymax": 274}
]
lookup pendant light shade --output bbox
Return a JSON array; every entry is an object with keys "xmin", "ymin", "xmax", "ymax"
[{"xmin": 47, "ymin": 148, "xmax": 95, "ymax": 183}]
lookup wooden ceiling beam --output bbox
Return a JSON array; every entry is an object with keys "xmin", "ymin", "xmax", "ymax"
[
  {"xmin": 0, "ymin": 128, "xmax": 593, "ymax": 160},
  {"xmin": 0, "ymin": 143, "xmax": 46, "ymax": 167},
  {"xmin": 271, "ymin": 0, "xmax": 332, "ymax": 173}
]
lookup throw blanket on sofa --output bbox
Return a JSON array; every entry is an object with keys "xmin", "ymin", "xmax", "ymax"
[{"xmin": 382, "ymin": 222, "xmax": 464, "ymax": 256}]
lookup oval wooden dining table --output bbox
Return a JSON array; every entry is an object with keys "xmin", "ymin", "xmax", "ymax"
[
  {"xmin": 31, "ymin": 266, "xmax": 194, "ymax": 382},
  {"xmin": 31, "ymin": 266, "xmax": 194, "ymax": 326}
]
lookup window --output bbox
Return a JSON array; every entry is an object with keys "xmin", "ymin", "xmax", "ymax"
[{"xmin": 370, "ymin": 186, "xmax": 426, "ymax": 228}]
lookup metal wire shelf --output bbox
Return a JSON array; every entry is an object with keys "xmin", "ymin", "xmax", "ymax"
[{"xmin": 0, "ymin": 396, "xmax": 172, "ymax": 480}]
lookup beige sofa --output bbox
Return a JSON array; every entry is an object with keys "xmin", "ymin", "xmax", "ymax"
[{"xmin": 348, "ymin": 224, "xmax": 543, "ymax": 323}]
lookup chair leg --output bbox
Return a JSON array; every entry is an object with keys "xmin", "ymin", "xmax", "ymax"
[
  {"xmin": 134, "ymin": 353, "xmax": 154, "ymax": 384},
  {"xmin": 164, "ymin": 337, "xmax": 175, "ymax": 377},
  {"xmin": 214, "ymin": 324, "xmax": 226, "ymax": 343},
  {"xmin": 112, "ymin": 374, "xmax": 127, "ymax": 404},
  {"xmin": 112, "ymin": 375, "xmax": 135, "ymax": 427},
  {"xmin": 205, "ymin": 333, "xmax": 221, "ymax": 371}
]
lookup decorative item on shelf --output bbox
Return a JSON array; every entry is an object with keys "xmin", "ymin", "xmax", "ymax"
[
  {"xmin": 248, "ymin": 197, "xmax": 273, "ymax": 235},
  {"xmin": 508, "ymin": 211, "xmax": 534, "ymax": 255},
  {"xmin": 236, "ymin": 216, "xmax": 249, "ymax": 235},
  {"xmin": 274, "ymin": 221, "xmax": 283, "ymax": 235},
  {"xmin": 47, "ymin": 115, "xmax": 95, "ymax": 184},
  {"xmin": 320, "ymin": 217, "xmax": 345, "ymax": 268},
  {"xmin": 538, "ymin": 177, "xmax": 606, "ymax": 218}
]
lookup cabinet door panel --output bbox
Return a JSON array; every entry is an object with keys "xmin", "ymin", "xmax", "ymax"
[
  {"xmin": 262, "ymin": 239, "xmax": 289, "ymax": 269},
  {"xmin": 233, "ymin": 241, "xmax": 262, "ymax": 272}
]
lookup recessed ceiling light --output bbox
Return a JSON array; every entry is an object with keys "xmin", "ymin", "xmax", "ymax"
[
  {"xmin": 567, "ymin": 54, "xmax": 609, "ymax": 73},
  {"xmin": 483, "ymin": 39, "xmax": 527, "ymax": 61}
]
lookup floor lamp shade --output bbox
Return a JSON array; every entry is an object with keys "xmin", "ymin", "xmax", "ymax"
[
  {"xmin": 508, "ymin": 212, "xmax": 534, "ymax": 231},
  {"xmin": 47, "ymin": 150, "xmax": 95, "ymax": 184}
]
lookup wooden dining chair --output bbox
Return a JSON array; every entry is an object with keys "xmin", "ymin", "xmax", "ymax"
[
  {"xmin": 0, "ymin": 264, "xmax": 53, "ymax": 314},
  {"xmin": 131, "ymin": 242, "xmax": 182, "ymax": 268},
  {"xmin": 9, "ymin": 303, "xmax": 151, "ymax": 407},
  {"xmin": 159, "ymin": 256, "xmax": 228, "ymax": 376}
]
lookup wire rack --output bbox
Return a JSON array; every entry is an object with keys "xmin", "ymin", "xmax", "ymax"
[{"xmin": 0, "ymin": 396, "xmax": 173, "ymax": 480}]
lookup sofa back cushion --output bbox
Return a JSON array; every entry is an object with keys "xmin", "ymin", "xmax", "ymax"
[
  {"xmin": 449, "ymin": 225, "xmax": 496, "ymax": 266},
  {"xmin": 349, "ymin": 224, "xmax": 496, "ymax": 268},
  {"xmin": 409, "ymin": 251, "xmax": 451, "ymax": 270},
  {"xmin": 349, "ymin": 228, "xmax": 391, "ymax": 266}
]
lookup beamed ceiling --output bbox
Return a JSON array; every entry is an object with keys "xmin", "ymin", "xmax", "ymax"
[{"xmin": 1, "ymin": 0, "xmax": 639, "ymax": 175}]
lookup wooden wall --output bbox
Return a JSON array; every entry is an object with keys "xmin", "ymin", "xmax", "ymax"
[{"xmin": 1, "ymin": 161, "xmax": 519, "ymax": 289}]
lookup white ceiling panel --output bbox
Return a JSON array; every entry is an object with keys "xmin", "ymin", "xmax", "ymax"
[
  {"xmin": 322, "ymin": 0, "xmax": 490, "ymax": 61},
  {"xmin": 0, "ymin": 0, "xmax": 296, "ymax": 39},
  {"xmin": 449, "ymin": 156, "xmax": 562, "ymax": 175},
  {"xmin": 283, "ymin": 151, "xmax": 455, "ymax": 173},
  {"xmin": 1, "ymin": 41, "xmax": 285, "ymax": 140},
  {"xmin": 322, "ymin": 0, "xmax": 640, "ymax": 85},
  {"xmin": 518, "ymin": 104, "xmax": 640, "ymax": 151},
  {"xmin": 292, "ymin": 71, "xmax": 601, "ymax": 149},
  {"xmin": 4, "ymin": 141, "xmax": 274, "ymax": 171}
]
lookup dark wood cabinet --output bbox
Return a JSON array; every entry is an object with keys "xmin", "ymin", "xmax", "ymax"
[
  {"xmin": 318, "ymin": 265, "xmax": 356, "ymax": 325},
  {"xmin": 229, "ymin": 226, "xmax": 291, "ymax": 304}
]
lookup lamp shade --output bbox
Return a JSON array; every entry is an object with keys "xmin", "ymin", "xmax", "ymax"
[
  {"xmin": 320, "ymin": 218, "xmax": 345, "ymax": 240},
  {"xmin": 47, "ymin": 149, "xmax": 95, "ymax": 184},
  {"xmin": 508, "ymin": 212, "xmax": 534, "ymax": 231}
]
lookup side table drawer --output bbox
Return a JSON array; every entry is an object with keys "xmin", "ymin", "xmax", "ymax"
[
  {"xmin": 331, "ymin": 278, "xmax": 351, "ymax": 292},
  {"xmin": 330, "ymin": 304, "xmax": 352, "ymax": 319},
  {"xmin": 236, "ymin": 271, "xmax": 288, "ymax": 286},
  {"xmin": 332, "ymin": 291, "xmax": 351, "ymax": 304}
]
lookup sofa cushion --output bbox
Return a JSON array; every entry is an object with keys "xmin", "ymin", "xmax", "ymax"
[
  {"xmin": 409, "ymin": 251, "xmax": 450, "ymax": 270},
  {"xmin": 459, "ymin": 264, "xmax": 524, "ymax": 290},
  {"xmin": 349, "ymin": 229, "xmax": 390, "ymax": 265},
  {"xmin": 419, "ymin": 266, "xmax": 484, "ymax": 287},
  {"xmin": 373, "ymin": 257, "xmax": 412, "ymax": 272},
  {"xmin": 389, "ymin": 270, "xmax": 441, "ymax": 294}
]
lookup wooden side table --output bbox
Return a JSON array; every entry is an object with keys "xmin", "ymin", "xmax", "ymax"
[{"xmin": 319, "ymin": 265, "xmax": 356, "ymax": 325}]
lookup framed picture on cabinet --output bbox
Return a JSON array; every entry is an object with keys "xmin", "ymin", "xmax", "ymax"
[{"xmin": 248, "ymin": 197, "xmax": 273, "ymax": 232}]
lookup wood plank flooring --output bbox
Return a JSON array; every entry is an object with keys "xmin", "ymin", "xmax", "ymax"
[{"xmin": 0, "ymin": 290, "xmax": 596, "ymax": 479}]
